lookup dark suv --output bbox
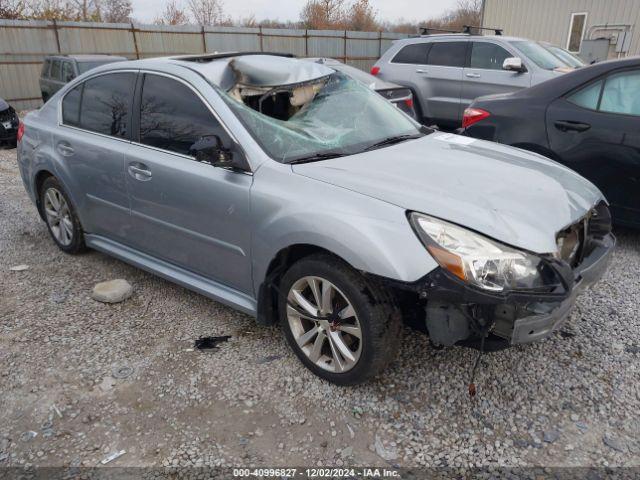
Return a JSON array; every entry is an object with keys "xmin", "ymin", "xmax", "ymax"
[{"xmin": 39, "ymin": 55, "xmax": 127, "ymax": 103}]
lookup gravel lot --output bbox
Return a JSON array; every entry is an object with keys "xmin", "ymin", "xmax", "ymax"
[{"xmin": 1, "ymin": 144, "xmax": 639, "ymax": 471}]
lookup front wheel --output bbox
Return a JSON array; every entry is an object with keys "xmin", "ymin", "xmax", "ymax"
[{"xmin": 279, "ymin": 254, "xmax": 402, "ymax": 385}]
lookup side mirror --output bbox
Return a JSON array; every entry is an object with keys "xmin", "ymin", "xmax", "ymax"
[
  {"xmin": 189, "ymin": 135, "xmax": 249, "ymax": 172},
  {"xmin": 503, "ymin": 57, "xmax": 526, "ymax": 73}
]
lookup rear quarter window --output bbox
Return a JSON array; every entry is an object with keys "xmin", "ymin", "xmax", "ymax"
[
  {"xmin": 41, "ymin": 60, "xmax": 50, "ymax": 77},
  {"xmin": 62, "ymin": 84, "xmax": 82, "ymax": 126},
  {"xmin": 50, "ymin": 60, "xmax": 62, "ymax": 81}
]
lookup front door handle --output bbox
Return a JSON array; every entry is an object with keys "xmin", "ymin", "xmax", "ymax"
[
  {"xmin": 465, "ymin": 73, "xmax": 481, "ymax": 78},
  {"xmin": 554, "ymin": 120, "xmax": 591, "ymax": 132},
  {"xmin": 128, "ymin": 163, "xmax": 152, "ymax": 181},
  {"xmin": 57, "ymin": 141, "xmax": 74, "ymax": 156},
  {"xmin": 416, "ymin": 68, "xmax": 428, "ymax": 74}
]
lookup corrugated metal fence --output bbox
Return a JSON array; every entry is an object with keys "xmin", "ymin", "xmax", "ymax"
[{"xmin": 0, "ymin": 19, "xmax": 407, "ymax": 110}]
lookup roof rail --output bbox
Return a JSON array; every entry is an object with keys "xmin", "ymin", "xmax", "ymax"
[
  {"xmin": 463, "ymin": 25, "xmax": 503, "ymax": 35},
  {"xmin": 418, "ymin": 26, "xmax": 466, "ymax": 36}
]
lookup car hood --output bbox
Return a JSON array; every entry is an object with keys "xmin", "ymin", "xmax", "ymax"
[{"xmin": 292, "ymin": 132, "xmax": 603, "ymax": 254}]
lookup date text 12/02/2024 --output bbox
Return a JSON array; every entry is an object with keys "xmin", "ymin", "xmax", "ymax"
[{"xmin": 233, "ymin": 468, "xmax": 401, "ymax": 478}]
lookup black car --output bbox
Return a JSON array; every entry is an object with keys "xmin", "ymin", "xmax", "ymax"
[
  {"xmin": 0, "ymin": 98, "xmax": 19, "ymax": 147},
  {"xmin": 462, "ymin": 57, "xmax": 640, "ymax": 228}
]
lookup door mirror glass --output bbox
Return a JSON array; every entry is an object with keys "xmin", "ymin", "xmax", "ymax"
[{"xmin": 503, "ymin": 57, "xmax": 525, "ymax": 72}]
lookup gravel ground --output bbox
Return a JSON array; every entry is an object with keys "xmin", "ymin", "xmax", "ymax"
[{"xmin": 1, "ymin": 144, "xmax": 639, "ymax": 472}]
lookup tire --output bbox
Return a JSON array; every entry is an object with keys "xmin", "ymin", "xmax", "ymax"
[
  {"xmin": 278, "ymin": 253, "xmax": 402, "ymax": 385},
  {"xmin": 40, "ymin": 176, "xmax": 86, "ymax": 254}
]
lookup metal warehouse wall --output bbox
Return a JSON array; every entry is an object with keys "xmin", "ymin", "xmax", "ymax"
[
  {"xmin": 0, "ymin": 19, "xmax": 407, "ymax": 110},
  {"xmin": 482, "ymin": 0, "xmax": 640, "ymax": 55}
]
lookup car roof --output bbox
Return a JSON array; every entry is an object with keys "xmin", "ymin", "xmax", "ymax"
[
  {"xmin": 46, "ymin": 54, "xmax": 128, "ymax": 62},
  {"xmin": 399, "ymin": 34, "xmax": 527, "ymax": 43},
  {"xmin": 88, "ymin": 52, "xmax": 342, "ymax": 89}
]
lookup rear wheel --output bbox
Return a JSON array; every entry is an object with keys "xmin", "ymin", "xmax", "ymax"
[
  {"xmin": 40, "ymin": 177, "xmax": 86, "ymax": 254},
  {"xmin": 279, "ymin": 254, "xmax": 402, "ymax": 385}
]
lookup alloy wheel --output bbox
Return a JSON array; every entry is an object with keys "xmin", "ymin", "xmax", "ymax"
[
  {"xmin": 43, "ymin": 187, "xmax": 73, "ymax": 246},
  {"xmin": 286, "ymin": 276, "xmax": 362, "ymax": 373}
]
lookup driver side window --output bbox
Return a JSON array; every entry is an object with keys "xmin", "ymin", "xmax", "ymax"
[{"xmin": 139, "ymin": 74, "xmax": 226, "ymax": 156}]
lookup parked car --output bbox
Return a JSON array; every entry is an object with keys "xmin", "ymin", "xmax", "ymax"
[
  {"xmin": 17, "ymin": 53, "xmax": 614, "ymax": 384},
  {"xmin": 372, "ymin": 33, "xmax": 577, "ymax": 129},
  {"xmin": 40, "ymin": 55, "xmax": 127, "ymax": 103},
  {"xmin": 462, "ymin": 57, "xmax": 640, "ymax": 228},
  {"xmin": 0, "ymin": 97, "xmax": 19, "ymax": 147},
  {"xmin": 541, "ymin": 42, "xmax": 586, "ymax": 69},
  {"xmin": 304, "ymin": 58, "xmax": 416, "ymax": 118}
]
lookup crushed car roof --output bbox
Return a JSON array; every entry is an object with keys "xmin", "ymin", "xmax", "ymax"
[{"xmin": 171, "ymin": 53, "xmax": 336, "ymax": 89}]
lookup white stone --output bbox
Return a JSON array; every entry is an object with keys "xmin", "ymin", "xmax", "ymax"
[{"xmin": 91, "ymin": 279, "xmax": 132, "ymax": 303}]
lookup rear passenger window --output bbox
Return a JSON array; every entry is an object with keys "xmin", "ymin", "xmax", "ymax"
[
  {"xmin": 79, "ymin": 73, "xmax": 135, "ymax": 138},
  {"xmin": 62, "ymin": 84, "xmax": 82, "ymax": 126},
  {"xmin": 470, "ymin": 42, "xmax": 512, "ymax": 70},
  {"xmin": 427, "ymin": 42, "xmax": 467, "ymax": 67},
  {"xmin": 391, "ymin": 43, "xmax": 429, "ymax": 64},
  {"xmin": 61, "ymin": 62, "xmax": 75, "ymax": 82},
  {"xmin": 50, "ymin": 60, "xmax": 61, "ymax": 81},
  {"xmin": 139, "ymin": 74, "xmax": 224, "ymax": 156}
]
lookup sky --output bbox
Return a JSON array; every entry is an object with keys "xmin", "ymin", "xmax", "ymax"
[{"xmin": 131, "ymin": 0, "xmax": 460, "ymax": 25}]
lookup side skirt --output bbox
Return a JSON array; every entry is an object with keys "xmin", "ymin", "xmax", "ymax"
[{"xmin": 85, "ymin": 234, "xmax": 257, "ymax": 317}]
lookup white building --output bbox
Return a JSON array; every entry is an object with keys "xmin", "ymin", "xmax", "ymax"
[{"xmin": 481, "ymin": 0, "xmax": 640, "ymax": 62}]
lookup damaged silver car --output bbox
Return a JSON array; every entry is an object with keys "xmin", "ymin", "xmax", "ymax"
[{"xmin": 17, "ymin": 52, "xmax": 615, "ymax": 385}]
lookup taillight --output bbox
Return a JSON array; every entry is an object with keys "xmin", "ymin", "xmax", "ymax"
[
  {"xmin": 17, "ymin": 121, "xmax": 25, "ymax": 143},
  {"xmin": 370, "ymin": 66, "xmax": 380, "ymax": 76},
  {"xmin": 404, "ymin": 98, "xmax": 413, "ymax": 109},
  {"xmin": 462, "ymin": 108, "xmax": 490, "ymax": 128}
]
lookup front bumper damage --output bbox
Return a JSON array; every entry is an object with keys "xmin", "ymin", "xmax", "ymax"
[{"xmin": 384, "ymin": 207, "xmax": 615, "ymax": 349}]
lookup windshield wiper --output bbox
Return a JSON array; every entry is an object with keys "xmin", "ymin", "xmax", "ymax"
[
  {"xmin": 362, "ymin": 133, "xmax": 423, "ymax": 152},
  {"xmin": 287, "ymin": 152, "xmax": 346, "ymax": 164}
]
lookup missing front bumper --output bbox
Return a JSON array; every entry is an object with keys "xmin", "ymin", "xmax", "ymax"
[{"xmin": 387, "ymin": 232, "xmax": 615, "ymax": 348}]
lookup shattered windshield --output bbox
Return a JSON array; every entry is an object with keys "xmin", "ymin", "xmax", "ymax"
[{"xmin": 217, "ymin": 71, "xmax": 424, "ymax": 163}]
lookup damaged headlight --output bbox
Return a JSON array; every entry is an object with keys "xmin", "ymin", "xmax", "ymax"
[{"xmin": 410, "ymin": 213, "xmax": 547, "ymax": 292}]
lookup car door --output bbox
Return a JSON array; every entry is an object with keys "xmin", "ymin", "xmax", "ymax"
[
  {"xmin": 55, "ymin": 71, "xmax": 136, "ymax": 241},
  {"xmin": 461, "ymin": 41, "xmax": 531, "ymax": 115},
  {"xmin": 420, "ymin": 41, "xmax": 468, "ymax": 128},
  {"xmin": 125, "ymin": 72, "xmax": 253, "ymax": 293},
  {"xmin": 546, "ymin": 69, "xmax": 640, "ymax": 225}
]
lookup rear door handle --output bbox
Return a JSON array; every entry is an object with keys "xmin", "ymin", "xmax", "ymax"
[
  {"xmin": 465, "ymin": 73, "xmax": 481, "ymax": 78},
  {"xmin": 128, "ymin": 163, "xmax": 152, "ymax": 181},
  {"xmin": 416, "ymin": 68, "xmax": 428, "ymax": 74},
  {"xmin": 56, "ymin": 141, "xmax": 74, "ymax": 156},
  {"xmin": 554, "ymin": 120, "xmax": 591, "ymax": 132}
]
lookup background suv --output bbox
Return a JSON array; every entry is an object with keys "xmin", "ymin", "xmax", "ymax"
[
  {"xmin": 372, "ymin": 34, "xmax": 577, "ymax": 128},
  {"xmin": 39, "ymin": 55, "xmax": 127, "ymax": 103}
]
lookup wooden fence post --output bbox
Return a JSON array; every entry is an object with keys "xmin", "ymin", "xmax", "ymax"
[
  {"xmin": 201, "ymin": 25, "xmax": 207, "ymax": 53},
  {"xmin": 130, "ymin": 22, "xmax": 140, "ymax": 59},
  {"xmin": 52, "ymin": 19, "xmax": 61, "ymax": 53}
]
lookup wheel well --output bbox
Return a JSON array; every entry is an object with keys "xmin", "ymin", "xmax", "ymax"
[
  {"xmin": 34, "ymin": 170, "xmax": 54, "ymax": 220},
  {"xmin": 256, "ymin": 244, "xmax": 353, "ymax": 326}
]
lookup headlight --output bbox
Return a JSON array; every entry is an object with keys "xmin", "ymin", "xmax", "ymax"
[{"xmin": 410, "ymin": 213, "xmax": 547, "ymax": 292}]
